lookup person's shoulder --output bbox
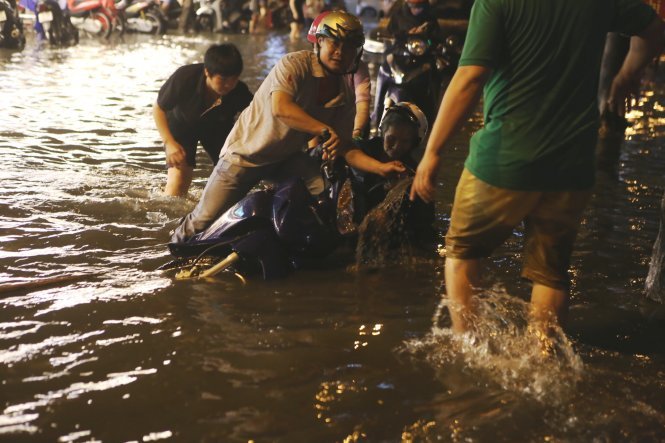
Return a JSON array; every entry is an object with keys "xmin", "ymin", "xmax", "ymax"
[
  {"xmin": 274, "ymin": 50, "xmax": 315, "ymax": 78},
  {"xmin": 169, "ymin": 63, "xmax": 205, "ymax": 83},
  {"xmin": 173, "ymin": 63, "xmax": 204, "ymax": 76},
  {"xmin": 234, "ymin": 80, "xmax": 252, "ymax": 95},
  {"xmin": 280, "ymin": 50, "xmax": 312, "ymax": 65},
  {"xmin": 228, "ymin": 81, "xmax": 253, "ymax": 103}
]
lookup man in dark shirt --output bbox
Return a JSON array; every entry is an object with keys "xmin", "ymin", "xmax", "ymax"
[{"xmin": 154, "ymin": 43, "xmax": 253, "ymax": 196}]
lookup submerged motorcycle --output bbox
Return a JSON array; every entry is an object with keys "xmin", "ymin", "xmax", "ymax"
[
  {"xmin": 162, "ymin": 134, "xmax": 345, "ymax": 281},
  {"xmin": 0, "ymin": 0, "xmax": 25, "ymax": 48}
]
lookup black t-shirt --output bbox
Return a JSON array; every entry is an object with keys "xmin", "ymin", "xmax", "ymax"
[{"xmin": 157, "ymin": 63, "xmax": 253, "ymax": 161}]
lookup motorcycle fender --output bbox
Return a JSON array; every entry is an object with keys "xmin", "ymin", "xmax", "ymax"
[{"xmin": 195, "ymin": 6, "xmax": 212, "ymax": 16}]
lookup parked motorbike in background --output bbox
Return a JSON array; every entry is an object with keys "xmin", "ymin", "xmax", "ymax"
[
  {"xmin": 116, "ymin": 0, "xmax": 165, "ymax": 33},
  {"xmin": 220, "ymin": 0, "xmax": 251, "ymax": 32},
  {"xmin": 195, "ymin": 0, "xmax": 252, "ymax": 33},
  {"xmin": 0, "ymin": 0, "xmax": 25, "ymax": 48},
  {"xmin": 66, "ymin": 0, "xmax": 114, "ymax": 37},
  {"xmin": 19, "ymin": 0, "xmax": 78, "ymax": 44},
  {"xmin": 194, "ymin": 0, "xmax": 221, "ymax": 31},
  {"xmin": 161, "ymin": 132, "xmax": 344, "ymax": 281}
]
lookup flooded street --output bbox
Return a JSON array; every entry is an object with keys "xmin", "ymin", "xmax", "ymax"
[{"xmin": 1, "ymin": 31, "xmax": 665, "ymax": 442}]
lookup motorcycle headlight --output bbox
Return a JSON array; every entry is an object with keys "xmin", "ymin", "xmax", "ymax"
[{"xmin": 406, "ymin": 38, "xmax": 427, "ymax": 56}]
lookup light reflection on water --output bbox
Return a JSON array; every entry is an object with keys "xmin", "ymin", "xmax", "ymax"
[{"xmin": 0, "ymin": 32, "xmax": 664, "ymax": 441}]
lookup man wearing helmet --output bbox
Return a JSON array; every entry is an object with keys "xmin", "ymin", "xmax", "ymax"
[
  {"xmin": 307, "ymin": 11, "xmax": 371, "ymax": 139},
  {"xmin": 171, "ymin": 10, "xmax": 405, "ymax": 243}
]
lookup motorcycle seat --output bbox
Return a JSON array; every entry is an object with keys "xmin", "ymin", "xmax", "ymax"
[{"xmin": 69, "ymin": 0, "xmax": 101, "ymax": 12}]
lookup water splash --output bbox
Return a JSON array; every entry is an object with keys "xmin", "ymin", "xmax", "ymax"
[
  {"xmin": 355, "ymin": 178, "xmax": 414, "ymax": 269},
  {"xmin": 403, "ymin": 286, "xmax": 584, "ymax": 403}
]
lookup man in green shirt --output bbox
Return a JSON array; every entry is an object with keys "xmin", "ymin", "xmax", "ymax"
[{"xmin": 410, "ymin": 0, "xmax": 663, "ymax": 336}]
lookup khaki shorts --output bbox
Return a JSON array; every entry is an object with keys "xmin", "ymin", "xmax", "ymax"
[{"xmin": 445, "ymin": 169, "xmax": 592, "ymax": 289}]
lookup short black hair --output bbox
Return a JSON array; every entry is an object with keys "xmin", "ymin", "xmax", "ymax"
[{"xmin": 204, "ymin": 43, "xmax": 243, "ymax": 77}]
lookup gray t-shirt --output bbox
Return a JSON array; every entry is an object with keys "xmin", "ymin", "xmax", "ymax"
[{"xmin": 219, "ymin": 50, "xmax": 356, "ymax": 167}]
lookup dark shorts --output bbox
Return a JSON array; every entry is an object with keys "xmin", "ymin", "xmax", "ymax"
[
  {"xmin": 165, "ymin": 133, "xmax": 224, "ymax": 169},
  {"xmin": 445, "ymin": 169, "xmax": 592, "ymax": 289}
]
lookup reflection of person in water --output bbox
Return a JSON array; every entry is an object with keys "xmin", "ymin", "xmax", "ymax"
[
  {"xmin": 350, "ymin": 102, "xmax": 435, "ymax": 247},
  {"xmin": 154, "ymin": 43, "xmax": 253, "ymax": 196},
  {"xmin": 172, "ymin": 11, "xmax": 404, "ymax": 243},
  {"xmin": 411, "ymin": 0, "xmax": 663, "ymax": 336}
]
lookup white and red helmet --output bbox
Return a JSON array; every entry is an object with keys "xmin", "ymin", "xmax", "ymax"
[
  {"xmin": 306, "ymin": 10, "xmax": 364, "ymax": 48},
  {"xmin": 379, "ymin": 101, "xmax": 429, "ymax": 143}
]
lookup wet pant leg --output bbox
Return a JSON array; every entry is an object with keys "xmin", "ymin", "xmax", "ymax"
[
  {"xmin": 269, "ymin": 152, "xmax": 324, "ymax": 195},
  {"xmin": 171, "ymin": 159, "xmax": 265, "ymax": 242}
]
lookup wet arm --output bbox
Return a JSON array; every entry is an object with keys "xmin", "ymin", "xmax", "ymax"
[
  {"xmin": 353, "ymin": 100, "xmax": 370, "ymax": 138},
  {"xmin": 410, "ymin": 65, "xmax": 490, "ymax": 202},
  {"xmin": 344, "ymin": 148, "xmax": 405, "ymax": 177},
  {"xmin": 619, "ymin": 16, "xmax": 664, "ymax": 79},
  {"xmin": 153, "ymin": 102, "xmax": 176, "ymax": 145},
  {"xmin": 608, "ymin": 16, "xmax": 664, "ymax": 114}
]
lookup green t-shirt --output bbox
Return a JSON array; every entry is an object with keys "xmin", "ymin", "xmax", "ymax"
[{"xmin": 459, "ymin": 0, "xmax": 656, "ymax": 190}]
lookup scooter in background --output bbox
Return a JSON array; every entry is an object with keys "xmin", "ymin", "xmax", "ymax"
[
  {"xmin": 0, "ymin": 0, "xmax": 25, "ymax": 48},
  {"xmin": 115, "ymin": 0, "xmax": 165, "ymax": 33},
  {"xmin": 66, "ymin": 0, "xmax": 114, "ymax": 37},
  {"xmin": 19, "ymin": 0, "xmax": 79, "ymax": 44},
  {"xmin": 194, "ymin": 0, "xmax": 220, "ymax": 31}
]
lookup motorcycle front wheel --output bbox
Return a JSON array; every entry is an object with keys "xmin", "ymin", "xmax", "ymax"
[
  {"xmin": 90, "ymin": 11, "xmax": 112, "ymax": 38},
  {"xmin": 143, "ymin": 10, "xmax": 166, "ymax": 34},
  {"xmin": 110, "ymin": 10, "xmax": 126, "ymax": 36},
  {"xmin": 195, "ymin": 13, "xmax": 213, "ymax": 32}
]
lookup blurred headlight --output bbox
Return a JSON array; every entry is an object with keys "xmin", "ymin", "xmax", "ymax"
[{"xmin": 406, "ymin": 38, "xmax": 427, "ymax": 56}]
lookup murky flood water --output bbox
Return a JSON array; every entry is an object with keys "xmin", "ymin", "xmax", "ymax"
[{"xmin": 1, "ymin": 31, "xmax": 664, "ymax": 442}]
